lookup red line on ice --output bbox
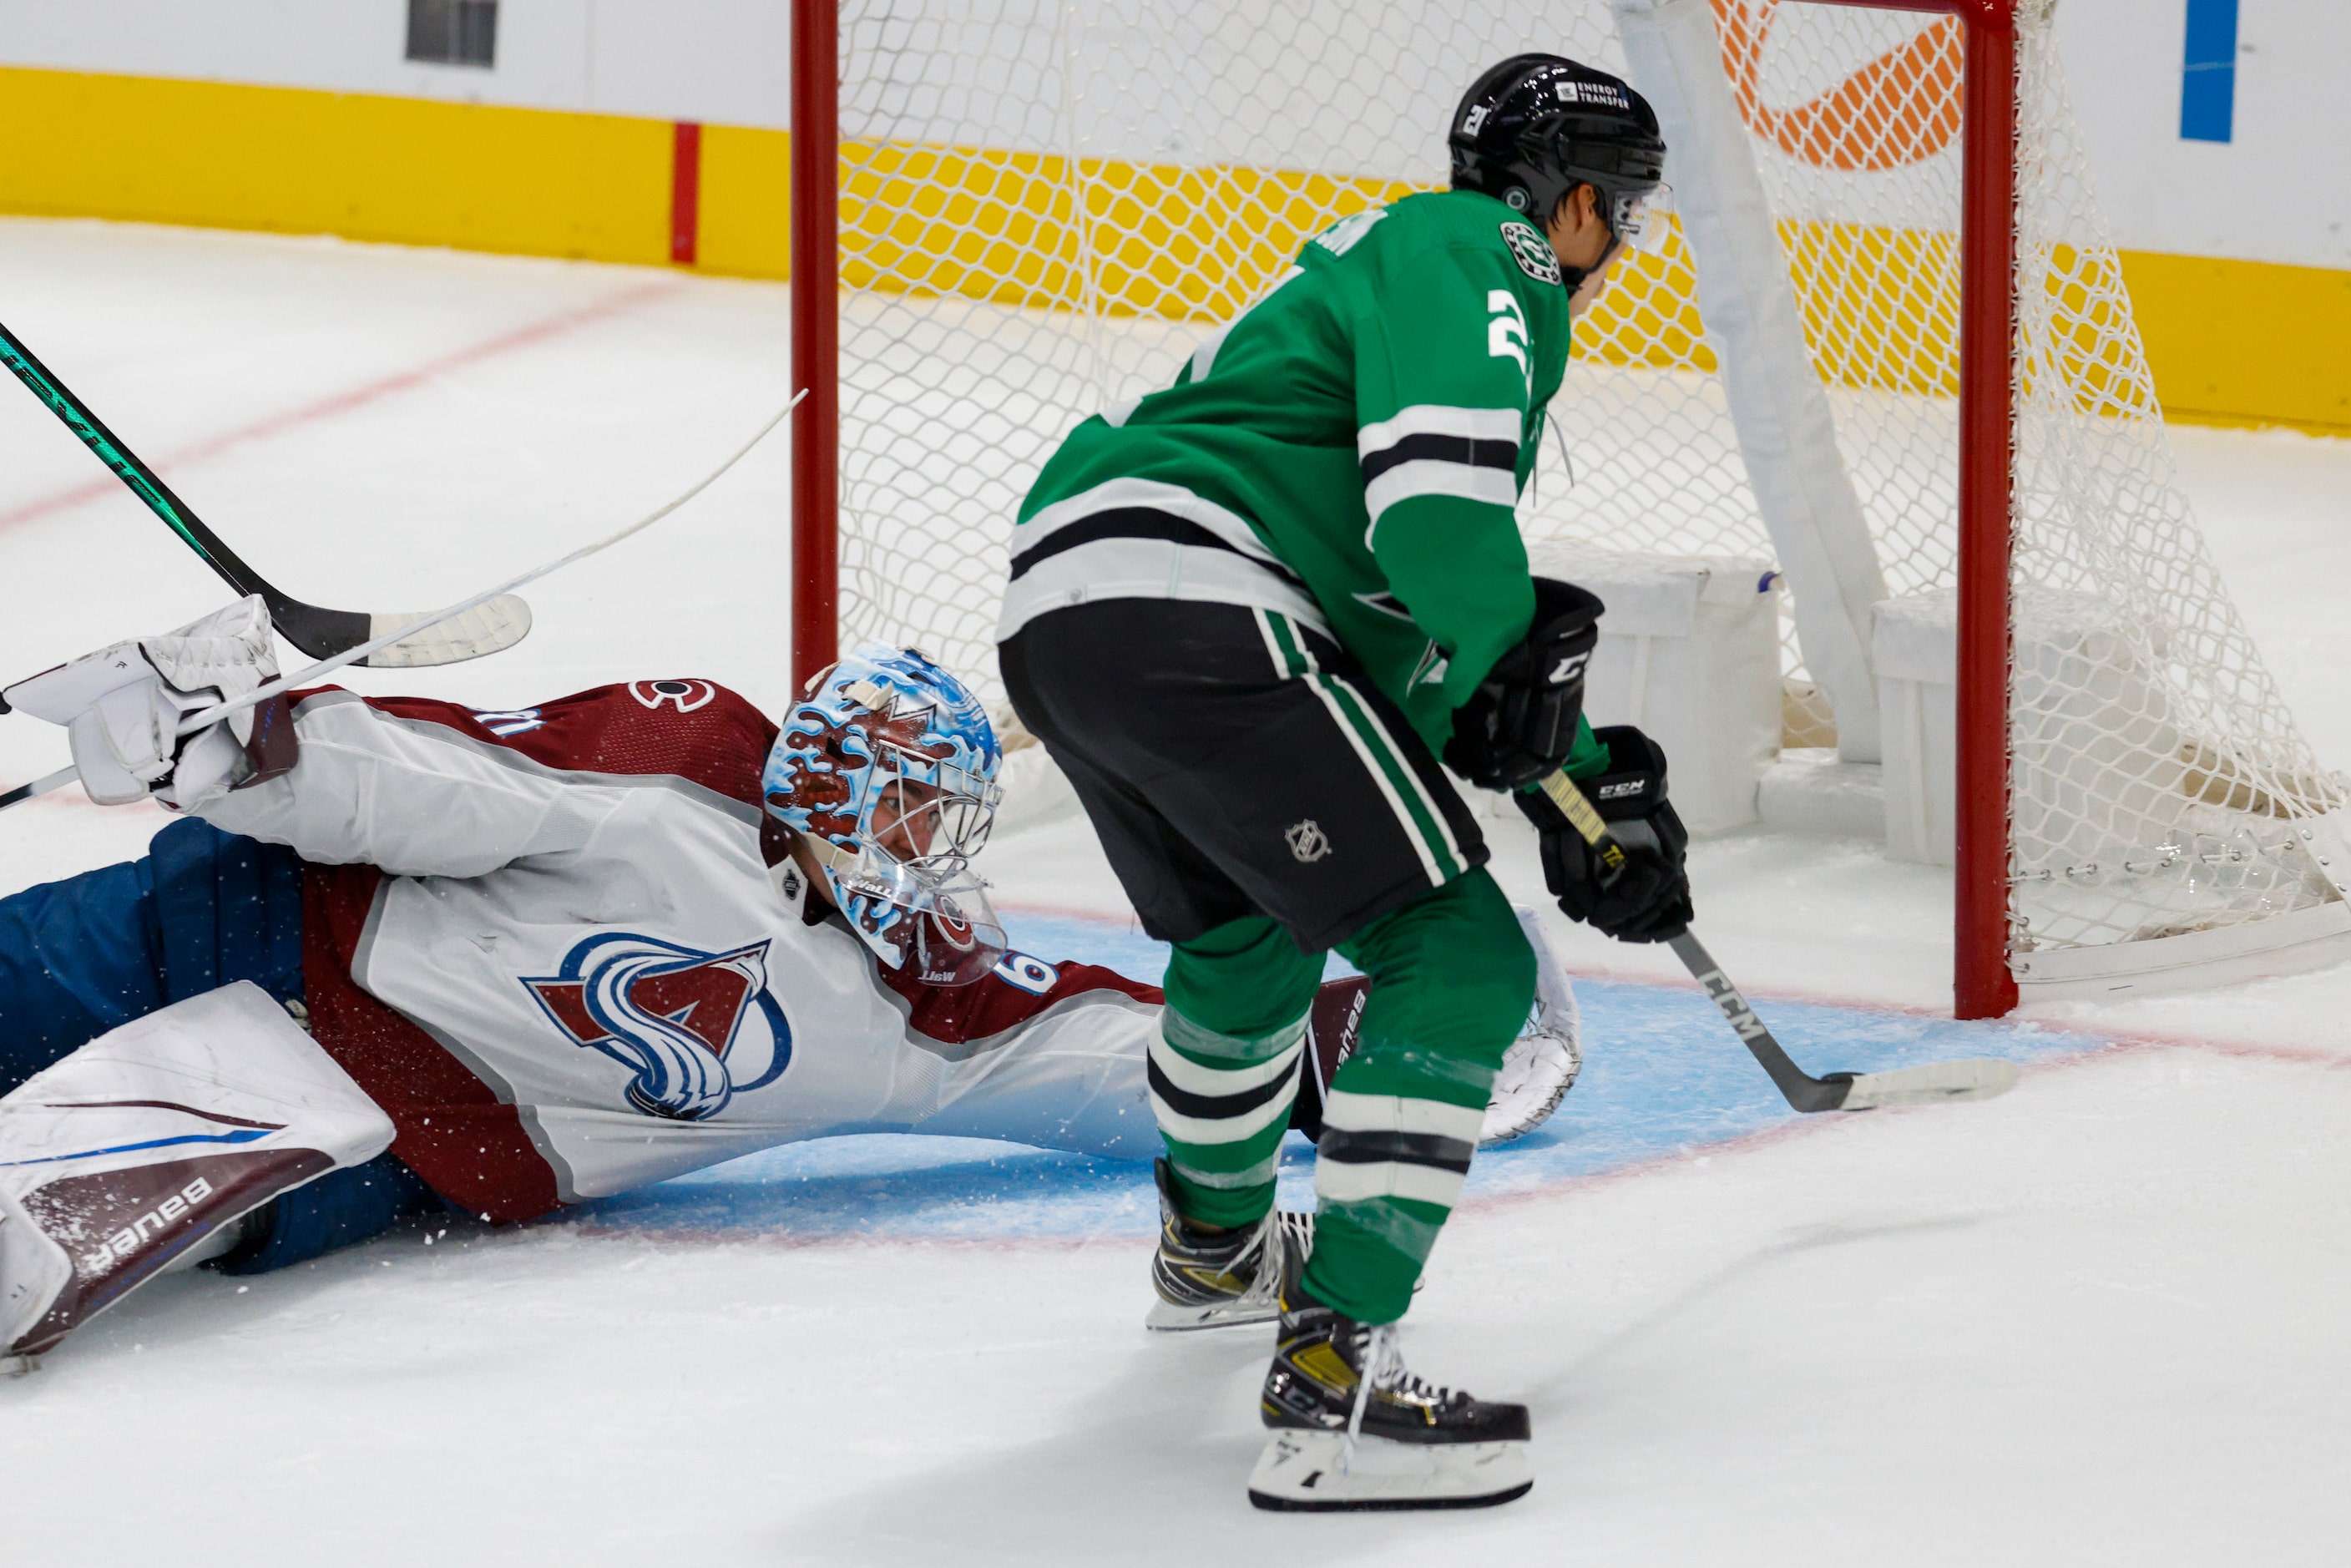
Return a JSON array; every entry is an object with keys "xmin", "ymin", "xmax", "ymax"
[{"xmin": 0, "ymin": 279, "xmax": 683, "ymax": 534}]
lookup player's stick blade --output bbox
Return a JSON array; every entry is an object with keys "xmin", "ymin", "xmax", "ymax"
[
  {"xmin": 1246, "ymin": 1429, "xmax": 1532, "ymax": 1512},
  {"xmin": 361, "ymin": 595, "xmax": 533, "ymax": 668},
  {"xmin": 1834, "ymin": 1057, "xmax": 2020, "ymax": 1111}
]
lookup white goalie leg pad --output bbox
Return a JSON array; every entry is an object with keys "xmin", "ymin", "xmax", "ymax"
[
  {"xmin": 1479, "ymin": 908, "xmax": 1583, "ymax": 1146},
  {"xmin": 0, "ymin": 982, "xmax": 395, "ymax": 1362},
  {"xmin": 1246, "ymin": 1429, "xmax": 1533, "ymax": 1512}
]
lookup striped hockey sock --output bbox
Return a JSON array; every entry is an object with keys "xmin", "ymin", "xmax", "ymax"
[
  {"xmin": 1296, "ymin": 867, "xmax": 1530, "ymax": 1324},
  {"xmin": 1150, "ymin": 1004, "xmax": 1307, "ymax": 1231},
  {"xmin": 1302, "ymin": 1078, "xmax": 1484, "ymax": 1323}
]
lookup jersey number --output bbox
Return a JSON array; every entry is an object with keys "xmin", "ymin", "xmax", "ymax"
[
  {"xmin": 992, "ymin": 953, "xmax": 1059, "ymax": 995},
  {"xmin": 1487, "ymin": 291, "xmax": 1530, "ymax": 394}
]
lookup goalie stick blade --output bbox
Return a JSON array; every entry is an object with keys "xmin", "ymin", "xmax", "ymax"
[
  {"xmin": 1832, "ymin": 1057, "xmax": 2020, "ymax": 1111},
  {"xmin": 1246, "ymin": 1430, "xmax": 1532, "ymax": 1512},
  {"xmin": 358, "ymin": 594, "xmax": 533, "ymax": 668}
]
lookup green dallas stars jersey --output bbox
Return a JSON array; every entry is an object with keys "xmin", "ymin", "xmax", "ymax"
[{"xmin": 1004, "ymin": 187, "xmax": 1605, "ymax": 772}]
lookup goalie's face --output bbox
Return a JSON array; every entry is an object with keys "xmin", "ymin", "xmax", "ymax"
[
  {"xmin": 870, "ymin": 777, "xmax": 943, "ymax": 861},
  {"xmin": 862, "ymin": 754, "xmax": 999, "ymax": 867}
]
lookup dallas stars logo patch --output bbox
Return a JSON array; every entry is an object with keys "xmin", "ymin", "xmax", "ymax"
[{"xmin": 1499, "ymin": 222, "xmax": 1562, "ymax": 287}]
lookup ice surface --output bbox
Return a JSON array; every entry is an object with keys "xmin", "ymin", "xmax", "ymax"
[{"xmin": 3, "ymin": 219, "xmax": 2349, "ymax": 1564}]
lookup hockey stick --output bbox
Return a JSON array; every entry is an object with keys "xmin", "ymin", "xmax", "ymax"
[
  {"xmin": 0, "ymin": 765, "xmax": 71, "ymax": 812},
  {"xmin": 0, "ymin": 318, "xmax": 529, "ymax": 668},
  {"xmin": 0, "ymin": 392, "xmax": 802, "ymax": 817},
  {"xmin": 1534, "ymin": 770, "xmax": 2020, "ymax": 1113}
]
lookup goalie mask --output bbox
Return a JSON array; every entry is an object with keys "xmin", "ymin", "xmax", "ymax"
[{"xmin": 762, "ymin": 643, "xmax": 1009, "ymax": 986}]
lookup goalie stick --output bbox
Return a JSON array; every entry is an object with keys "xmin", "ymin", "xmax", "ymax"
[
  {"xmin": 0, "ymin": 392, "xmax": 802, "ymax": 817},
  {"xmin": 1534, "ymin": 769, "xmax": 2020, "ymax": 1114},
  {"xmin": 0, "ymin": 318, "xmax": 529, "ymax": 668}
]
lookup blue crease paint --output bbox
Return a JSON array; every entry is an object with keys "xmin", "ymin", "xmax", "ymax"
[{"xmin": 564, "ymin": 911, "xmax": 2104, "ymax": 1244}]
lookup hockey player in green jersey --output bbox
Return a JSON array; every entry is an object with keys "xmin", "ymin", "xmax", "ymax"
[{"xmin": 998, "ymin": 55, "xmax": 1688, "ymax": 1510}]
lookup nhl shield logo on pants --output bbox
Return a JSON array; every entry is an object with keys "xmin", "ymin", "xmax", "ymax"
[{"xmin": 1285, "ymin": 820, "xmax": 1332, "ymax": 862}]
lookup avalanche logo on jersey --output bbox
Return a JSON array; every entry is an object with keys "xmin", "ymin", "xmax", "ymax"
[{"xmin": 521, "ymin": 933, "xmax": 792, "ymax": 1121}]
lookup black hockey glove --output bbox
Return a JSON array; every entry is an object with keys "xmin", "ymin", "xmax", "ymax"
[
  {"xmin": 1443, "ymin": 577, "xmax": 1605, "ymax": 791},
  {"xmin": 1514, "ymin": 725, "xmax": 1693, "ymax": 944}
]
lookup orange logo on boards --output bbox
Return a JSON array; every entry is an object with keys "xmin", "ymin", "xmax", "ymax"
[{"xmin": 1713, "ymin": 0, "xmax": 1961, "ymax": 172}]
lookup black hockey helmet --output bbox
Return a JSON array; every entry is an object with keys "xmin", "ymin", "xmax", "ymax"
[{"xmin": 1450, "ymin": 54, "xmax": 1668, "ymax": 251}]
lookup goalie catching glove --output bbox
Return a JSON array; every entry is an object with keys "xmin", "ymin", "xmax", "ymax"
[
  {"xmin": 1515, "ymin": 724, "xmax": 1692, "ymax": 943},
  {"xmin": 1443, "ymin": 577, "xmax": 1603, "ymax": 790},
  {"xmin": 3, "ymin": 594, "xmax": 296, "ymax": 809}
]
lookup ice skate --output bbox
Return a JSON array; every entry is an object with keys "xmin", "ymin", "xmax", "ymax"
[
  {"xmin": 1248, "ymin": 1291, "xmax": 1531, "ymax": 1511},
  {"xmin": 1145, "ymin": 1159, "xmax": 1312, "ymax": 1332}
]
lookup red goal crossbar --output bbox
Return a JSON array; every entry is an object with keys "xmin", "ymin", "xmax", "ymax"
[{"xmin": 787, "ymin": 0, "xmax": 2023, "ymax": 1018}]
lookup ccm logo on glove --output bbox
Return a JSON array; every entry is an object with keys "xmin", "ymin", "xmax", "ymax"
[
  {"xmin": 1445, "ymin": 576, "xmax": 1605, "ymax": 791},
  {"xmin": 1514, "ymin": 725, "xmax": 1694, "ymax": 945}
]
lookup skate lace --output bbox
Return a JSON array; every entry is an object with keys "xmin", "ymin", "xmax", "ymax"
[
  {"xmin": 1227, "ymin": 1210, "xmax": 1307, "ymax": 1312},
  {"xmin": 1342, "ymin": 1321, "xmax": 1438, "ymax": 1475}
]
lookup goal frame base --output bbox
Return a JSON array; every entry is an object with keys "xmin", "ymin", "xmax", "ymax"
[{"xmin": 2015, "ymin": 901, "xmax": 2351, "ymax": 1002}]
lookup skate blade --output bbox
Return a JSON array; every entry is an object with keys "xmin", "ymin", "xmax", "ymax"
[
  {"xmin": 1144, "ymin": 1296, "xmax": 1282, "ymax": 1333},
  {"xmin": 1246, "ymin": 1428, "xmax": 1532, "ymax": 1512}
]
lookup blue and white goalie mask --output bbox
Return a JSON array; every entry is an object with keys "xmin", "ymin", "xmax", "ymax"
[{"xmin": 761, "ymin": 643, "xmax": 1008, "ymax": 986}]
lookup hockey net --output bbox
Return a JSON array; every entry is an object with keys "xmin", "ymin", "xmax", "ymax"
[{"xmin": 815, "ymin": 0, "xmax": 2351, "ymax": 1004}]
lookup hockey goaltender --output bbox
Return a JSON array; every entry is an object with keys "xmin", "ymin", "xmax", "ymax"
[{"xmin": 0, "ymin": 601, "xmax": 1578, "ymax": 1424}]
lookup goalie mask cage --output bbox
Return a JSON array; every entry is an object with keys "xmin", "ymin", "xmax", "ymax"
[{"xmin": 787, "ymin": 0, "xmax": 2351, "ymax": 1018}]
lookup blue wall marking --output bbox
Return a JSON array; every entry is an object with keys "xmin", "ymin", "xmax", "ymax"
[{"xmin": 2181, "ymin": 0, "xmax": 2240, "ymax": 144}]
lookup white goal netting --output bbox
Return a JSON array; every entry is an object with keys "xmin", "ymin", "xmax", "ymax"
[{"xmin": 828, "ymin": 0, "xmax": 2349, "ymax": 984}]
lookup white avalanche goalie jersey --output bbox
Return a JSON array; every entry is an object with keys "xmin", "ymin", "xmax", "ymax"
[{"xmin": 195, "ymin": 681, "xmax": 1160, "ymax": 1222}]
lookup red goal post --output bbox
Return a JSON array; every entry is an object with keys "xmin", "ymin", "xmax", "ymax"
[
  {"xmin": 790, "ymin": 0, "xmax": 840, "ymax": 701},
  {"xmin": 1814, "ymin": 0, "xmax": 2018, "ymax": 1017}
]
